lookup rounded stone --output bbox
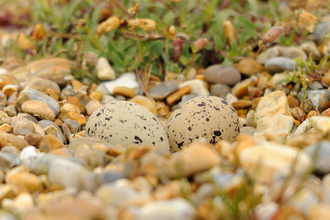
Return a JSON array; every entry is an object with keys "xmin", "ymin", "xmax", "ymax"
[
  {"xmin": 129, "ymin": 95, "xmax": 157, "ymax": 116},
  {"xmin": 204, "ymin": 65, "xmax": 241, "ymax": 86},
  {"xmin": 22, "ymin": 100, "xmax": 56, "ymax": 121},
  {"xmin": 165, "ymin": 96, "xmax": 240, "ymax": 152},
  {"xmin": 11, "ymin": 116, "xmax": 36, "ymax": 135},
  {"xmin": 210, "ymin": 84, "xmax": 231, "ymax": 98}
]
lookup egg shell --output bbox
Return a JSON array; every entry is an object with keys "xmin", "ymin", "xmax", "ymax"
[
  {"xmin": 85, "ymin": 101, "xmax": 169, "ymax": 153},
  {"xmin": 165, "ymin": 96, "xmax": 240, "ymax": 152}
]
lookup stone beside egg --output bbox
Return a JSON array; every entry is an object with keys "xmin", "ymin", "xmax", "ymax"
[
  {"xmin": 85, "ymin": 101, "xmax": 169, "ymax": 153},
  {"xmin": 165, "ymin": 96, "xmax": 240, "ymax": 152}
]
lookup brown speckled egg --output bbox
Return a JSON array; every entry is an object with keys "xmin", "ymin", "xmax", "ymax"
[
  {"xmin": 85, "ymin": 101, "xmax": 169, "ymax": 153},
  {"xmin": 165, "ymin": 96, "xmax": 239, "ymax": 152}
]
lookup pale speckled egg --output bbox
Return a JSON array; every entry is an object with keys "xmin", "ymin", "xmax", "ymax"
[
  {"xmin": 165, "ymin": 96, "xmax": 240, "ymax": 152},
  {"xmin": 85, "ymin": 101, "xmax": 169, "ymax": 153}
]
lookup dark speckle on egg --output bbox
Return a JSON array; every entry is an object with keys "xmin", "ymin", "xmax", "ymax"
[{"xmin": 165, "ymin": 96, "xmax": 240, "ymax": 152}]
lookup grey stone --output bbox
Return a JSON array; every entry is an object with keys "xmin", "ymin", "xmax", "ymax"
[
  {"xmin": 304, "ymin": 141, "xmax": 330, "ymax": 174},
  {"xmin": 148, "ymin": 81, "xmax": 179, "ymax": 101},
  {"xmin": 265, "ymin": 57, "xmax": 296, "ymax": 74}
]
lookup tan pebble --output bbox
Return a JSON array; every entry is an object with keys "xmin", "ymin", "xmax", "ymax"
[
  {"xmin": 6, "ymin": 172, "xmax": 43, "ymax": 193},
  {"xmin": 0, "ymin": 124, "xmax": 12, "ymax": 133},
  {"xmin": 39, "ymin": 134, "xmax": 65, "ymax": 153},
  {"xmin": 21, "ymin": 100, "xmax": 55, "ymax": 121},
  {"xmin": 153, "ymin": 180, "xmax": 182, "ymax": 200},
  {"xmin": 107, "ymin": 144, "xmax": 126, "ymax": 156},
  {"xmin": 2, "ymin": 84, "xmax": 17, "ymax": 97},
  {"xmin": 215, "ymin": 140, "xmax": 235, "ymax": 163},
  {"xmin": 44, "ymin": 125, "xmax": 58, "ymax": 135},
  {"xmin": 47, "ymin": 88, "xmax": 59, "ymax": 101},
  {"xmin": 234, "ymin": 134, "xmax": 254, "ymax": 164},
  {"xmin": 279, "ymin": 133, "xmax": 288, "ymax": 138},
  {"xmin": 156, "ymin": 102, "xmax": 171, "ymax": 117},
  {"xmin": 236, "ymin": 58, "xmax": 264, "ymax": 76},
  {"xmin": 322, "ymin": 70, "xmax": 330, "ymax": 86},
  {"xmin": 24, "ymin": 133, "xmax": 43, "ymax": 148},
  {"xmin": 89, "ymin": 91, "xmax": 103, "ymax": 101},
  {"xmin": 149, "ymin": 74, "xmax": 162, "ymax": 82},
  {"xmin": 231, "ymin": 100, "xmax": 252, "ymax": 110},
  {"xmin": 0, "ymin": 74, "xmax": 20, "ymax": 90},
  {"xmin": 164, "ymin": 111, "xmax": 173, "ymax": 119},
  {"xmin": 321, "ymin": 108, "xmax": 330, "ymax": 117},
  {"xmin": 67, "ymin": 96, "xmax": 83, "ymax": 113},
  {"xmin": 129, "ymin": 95, "xmax": 157, "ymax": 116},
  {"xmin": 0, "ymin": 111, "xmax": 8, "ymax": 118},
  {"xmin": 53, "ymin": 119, "xmax": 63, "ymax": 127},
  {"xmin": 0, "ymin": 184, "xmax": 18, "ymax": 201},
  {"xmin": 307, "ymin": 110, "xmax": 318, "ymax": 119},
  {"xmin": 65, "ymin": 112, "xmax": 86, "ymax": 126},
  {"xmin": 139, "ymin": 150, "xmax": 167, "ymax": 176},
  {"xmin": 71, "ymin": 80, "xmax": 83, "ymax": 93},
  {"xmin": 287, "ymin": 94, "xmax": 300, "ymax": 108},
  {"xmin": 0, "ymin": 132, "xmax": 29, "ymax": 150},
  {"xmin": 195, "ymin": 74, "xmax": 206, "ymax": 82},
  {"xmin": 294, "ymin": 119, "xmax": 301, "ymax": 126},
  {"xmin": 60, "ymin": 103, "xmax": 80, "ymax": 114},
  {"xmin": 51, "ymin": 148, "xmax": 72, "ymax": 157},
  {"xmin": 85, "ymin": 100, "xmax": 103, "ymax": 116},
  {"xmin": 251, "ymin": 97, "xmax": 262, "ymax": 110},
  {"xmin": 232, "ymin": 78, "xmax": 256, "ymax": 99},
  {"xmin": 92, "ymin": 143, "xmax": 108, "ymax": 153},
  {"xmin": 166, "ymin": 143, "xmax": 221, "ymax": 178},
  {"xmin": 257, "ymin": 72, "xmax": 272, "ymax": 90},
  {"xmin": 166, "ymin": 86, "xmax": 191, "ymax": 106},
  {"xmin": 113, "ymin": 86, "xmax": 136, "ymax": 98}
]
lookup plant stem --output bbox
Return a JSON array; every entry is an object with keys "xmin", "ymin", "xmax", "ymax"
[
  {"xmin": 136, "ymin": 68, "xmax": 156, "ymax": 105},
  {"xmin": 84, "ymin": 26, "xmax": 103, "ymax": 53},
  {"xmin": 110, "ymin": 0, "xmax": 133, "ymax": 18}
]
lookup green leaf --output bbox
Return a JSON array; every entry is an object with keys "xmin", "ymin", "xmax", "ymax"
[
  {"xmin": 149, "ymin": 41, "xmax": 164, "ymax": 57},
  {"xmin": 228, "ymin": 41, "xmax": 238, "ymax": 58},
  {"xmin": 111, "ymin": 51, "xmax": 125, "ymax": 68},
  {"xmin": 235, "ymin": 16, "xmax": 257, "ymax": 32},
  {"xmin": 214, "ymin": 36, "xmax": 223, "ymax": 51},
  {"xmin": 107, "ymin": 41, "xmax": 117, "ymax": 52},
  {"xmin": 221, "ymin": 57, "xmax": 234, "ymax": 67},
  {"xmin": 163, "ymin": 11, "xmax": 175, "ymax": 25}
]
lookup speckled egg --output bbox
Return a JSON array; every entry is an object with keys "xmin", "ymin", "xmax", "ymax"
[
  {"xmin": 165, "ymin": 96, "xmax": 240, "ymax": 152},
  {"xmin": 85, "ymin": 101, "xmax": 169, "ymax": 152}
]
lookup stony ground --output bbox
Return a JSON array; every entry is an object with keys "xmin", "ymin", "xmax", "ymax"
[{"xmin": 1, "ymin": 1, "xmax": 330, "ymax": 220}]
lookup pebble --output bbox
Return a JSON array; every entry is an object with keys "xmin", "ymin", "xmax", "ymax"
[
  {"xmin": 235, "ymin": 58, "xmax": 264, "ymax": 76},
  {"xmin": 264, "ymin": 57, "xmax": 296, "ymax": 74},
  {"xmin": 63, "ymin": 119, "xmax": 81, "ymax": 134},
  {"xmin": 60, "ymin": 85, "xmax": 76, "ymax": 100},
  {"xmin": 25, "ymin": 77, "xmax": 61, "ymax": 101},
  {"xmin": 38, "ymin": 120, "xmax": 66, "ymax": 144},
  {"xmin": 231, "ymin": 100, "xmax": 252, "ymax": 110},
  {"xmin": 255, "ymin": 91, "xmax": 290, "ymax": 121},
  {"xmin": 6, "ymin": 172, "xmax": 43, "ymax": 193},
  {"xmin": 0, "ymin": 132, "xmax": 29, "ymax": 150},
  {"xmin": 314, "ymin": 21, "xmax": 330, "ymax": 42},
  {"xmin": 255, "ymin": 115, "xmax": 294, "ymax": 137},
  {"xmin": 112, "ymin": 86, "xmax": 136, "ymax": 98},
  {"xmin": 178, "ymin": 79, "xmax": 209, "ymax": 96},
  {"xmin": 210, "ymin": 84, "xmax": 231, "ymax": 98},
  {"xmin": 318, "ymin": 90, "xmax": 330, "ymax": 111},
  {"xmin": 100, "ymin": 72, "xmax": 139, "ymax": 95},
  {"xmin": 166, "ymin": 143, "xmax": 221, "ymax": 178},
  {"xmin": 204, "ymin": 65, "xmax": 241, "ymax": 86},
  {"xmin": 11, "ymin": 116, "xmax": 36, "ymax": 136},
  {"xmin": 96, "ymin": 57, "xmax": 116, "ymax": 81},
  {"xmin": 166, "ymin": 85, "xmax": 191, "ymax": 106},
  {"xmin": 129, "ymin": 95, "xmax": 157, "ymax": 116},
  {"xmin": 20, "ymin": 146, "xmax": 41, "ymax": 167},
  {"xmin": 148, "ymin": 81, "xmax": 179, "ymax": 101},
  {"xmin": 17, "ymin": 88, "xmax": 60, "ymax": 116},
  {"xmin": 134, "ymin": 198, "xmax": 196, "ymax": 220},
  {"xmin": 231, "ymin": 77, "xmax": 256, "ymax": 99},
  {"xmin": 39, "ymin": 134, "xmax": 66, "ymax": 153},
  {"xmin": 304, "ymin": 141, "xmax": 330, "ymax": 174},
  {"xmin": 48, "ymin": 158, "xmax": 97, "ymax": 192},
  {"xmin": 96, "ymin": 182, "xmax": 151, "ymax": 206},
  {"xmin": 21, "ymin": 100, "xmax": 56, "ymax": 121},
  {"xmin": 240, "ymin": 142, "xmax": 312, "ymax": 183}
]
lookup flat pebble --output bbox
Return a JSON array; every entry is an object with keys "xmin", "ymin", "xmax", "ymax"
[
  {"xmin": 178, "ymin": 79, "xmax": 209, "ymax": 96},
  {"xmin": 38, "ymin": 120, "xmax": 66, "ymax": 144},
  {"xmin": 148, "ymin": 81, "xmax": 179, "ymax": 101},
  {"xmin": 18, "ymin": 88, "xmax": 60, "ymax": 115},
  {"xmin": 264, "ymin": 57, "xmax": 296, "ymax": 74},
  {"xmin": 129, "ymin": 95, "xmax": 157, "ymax": 116},
  {"xmin": 134, "ymin": 198, "xmax": 196, "ymax": 220},
  {"xmin": 48, "ymin": 158, "xmax": 97, "ymax": 192},
  {"xmin": 236, "ymin": 58, "xmax": 264, "ymax": 76},
  {"xmin": 0, "ymin": 132, "xmax": 29, "ymax": 150},
  {"xmin": 96, "ymin": 182, "xmax": 151, "ymax": 206},
  {"xmin": 11, "ymin": 116, "xmax": 36, "ymax": 135},
  {"xmin": 6, "ymin": 172, "xmax": 43, "ymax": 193},
  {"xmin": 166, "ymin": 143, "xmax": 221, "ymax": 178},
  {"xmin": 204, "ymin": 65, "xmax": 241, "ymax": 86},
  {"xmin": 22, "ymin": 100, "xmax": 56, "ymax": 121},
  {"xmin": 210, "ymin": 84, "xmax": 231, "ymax": 98},
  {"xmin": 254, "ymin": 115, "xmax": 294, "ymax": 137},
  {"xmin": 100, "ymin": 72, "xmax": 139, "ymax": 95},
  {"xmin": 240, "ymin": 142, "xmax": 312, "ymax": 183},
  {"xmin": 304, "ymin": 141, "xmax": 330, "ymax": 174}
]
